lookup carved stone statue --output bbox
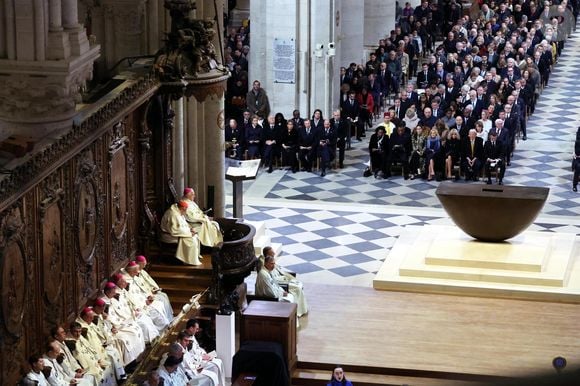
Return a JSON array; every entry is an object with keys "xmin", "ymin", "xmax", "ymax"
[{"xmin": 155, "ymin": 0, "xmax": 227, "ymax": 81}]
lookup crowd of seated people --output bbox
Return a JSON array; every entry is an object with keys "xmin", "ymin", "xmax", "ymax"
[
  {"xmin": 225, "ymin": 107, "xmax": 349, "ymax": 177},
  {"xmin": 356, "ymin": 0, "xmax": 578, "ymax": 183},
  {"xmin": 22, "ymin": 256, "xmax": 173, "ymax": 386}
]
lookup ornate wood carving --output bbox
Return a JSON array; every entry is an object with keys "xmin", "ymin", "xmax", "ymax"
[
  {"xmin": 0, "ymin": 77, "xmax": 158, "ymax": 209},
  {"xmin": 39, "ymin": 175, "xmax": 65, "ymax": 308},
  {"xmin": 109, "ymin": 122, "xmax": 130, "ymax": 241},
  {"xmin": 0, "ymin": 78, "xmax": 173, "ymax": 383},
  {"xmin": 73, "ymin": 149, "xmax": 101, "ymax": 303},
  {"xmin": 0, "ymin": 205, "xmax": 27, "ymax": 338}
]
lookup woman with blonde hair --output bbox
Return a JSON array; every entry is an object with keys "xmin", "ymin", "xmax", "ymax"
[
  {"xmin": 444, "ymin": 128, "xmax": 461, "ymax": 180},
  {"xmin": 424, "ymin": 128, "xmax": 441, "ymax": 181}
]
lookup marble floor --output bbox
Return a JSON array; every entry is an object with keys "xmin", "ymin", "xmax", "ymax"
[{"xmin": 225, "ymin": 34, "xmax": 580, "ymax": 288}]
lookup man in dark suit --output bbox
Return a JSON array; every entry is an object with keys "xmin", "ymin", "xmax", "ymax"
[
  {"xmin": 261, "ymin": 115, "xmax": 281, "ymax": 173},
  {"xmin": 341, "ymin": 91, "xmax": 361, "ymax": 142},
  {"xmin": 316, "ymin": 120, "xmax": 336, "ymax": 177},
  {"xmin": 484, "ymin": 130, "xmax": 506, "ymax": 185},
  {"xmin": 376, "ymin": 62, "xmax": 391, "ymax": 104},
  {"xmin": 416, "ymin": 63, "xmax": 435, "ymax": 89},
  {"xmin": 461, "ymin": 129, "xmax": 484, "ymax": 181},
  {"xmin": 330, "ymin": 110, "xmax": 349, "ymax": 168},
  {"xmin": 404, "ymin": 83, "xmax": 419, "ymax": 107},
  {"xmin": 298, "ymin": 120, "xmax": 317, "ymax": 172},
  {"xmin": 290, "ymin": 109, "xmax": 305, "ymax": 130},
  {"xmin": 391, "ymin": 98, "xmax": 406, "ymax": 121},
  {"xmin": 225, "ymin": 118, "xmax": 245, "ymax": 160},
  {"xmin": 501, "ymin": 105, "xmax": 518, "ymax": 166}
]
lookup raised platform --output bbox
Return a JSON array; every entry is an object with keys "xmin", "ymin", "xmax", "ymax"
[{"xmin": 374, "ymin": 225, "xmax": 580, "ymax": 303}]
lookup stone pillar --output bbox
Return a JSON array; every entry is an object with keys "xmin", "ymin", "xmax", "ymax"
[
  {"xmin": 364, "ymin": 0, "xmax": 397, "ymax": 48},
  {"xmin": 49, "ymin": 0, "xmax": 63, "ymax": 31},
  {"xmin": 173, "ymin": 98, "xmax": 185, "ymax": 195},
  {"xmin": 47, "ymin": 0, "xmax": 71, "ymax": 59},
  {"xmin": 202, "ymin": 94, "xmax": 226, "ymax": 218},
  {"xmin": 4, "ymin": 0, "xmax": 16, "ymax": 59},
  {"xmin": 339, "ymin": 0, "xmax": 365, "ymax": 66},
  {"xmin": 186, "ymin": 97, "xmax": 200, "ymax": 196},
  {"xmin": 61, "ymin": 0, "xmax": 79, "ymax": 29},
  {"xmin": 147, "ymin": 0, "xmax": 160, "ymax": 54}
]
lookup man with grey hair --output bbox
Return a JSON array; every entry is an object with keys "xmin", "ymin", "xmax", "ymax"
[{"xmin": 461, "ymin": 129, "xmax": 484, "ymax": 181}]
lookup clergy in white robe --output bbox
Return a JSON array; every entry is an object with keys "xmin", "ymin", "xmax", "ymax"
[
  {"xmin": 182, "ymin": 188, "xmax": 223, "ymax": 247},
  {"xmin": 260, "ymin": 246, "xmax": 308, "ymax": 317},
  {"xmin": 158, "ymin": 355, "xmax": 191, "ymax": 386},
  {"xmin": 123, "ymin": 261, "xmax": 173, "ymax": 325},
  {"xmin": 184, "ymin": 321, "xmax": 226, "ymax": 386},
  {"xmin": 93, "ymin": 297, "xmax": 144, "ymax": 366},
  {"xmin": 160, "ymin": 343, "xmax": 213, "ymax": 386},
  {"xmin": 256, "ymin": 255, "xmax": 295, "ymax": 305},
  {"xmin": 105, "ymin": 278, "xmax": 160, "ymax": 344},
  {"xmin": 68, "ymin": 322, "xmax": 116, "ymax": 386},
  {"xmin": 43, "ymin": 340, "xmax": 93, "ymax": 386},
  {"xmin": 160, "ymin": 201, "xmax": 202, "ymax": 265},
  {"xmin": 23, "ymin": 355, "xmax": 49, "ymax": 386},
  {"xmin": 176, "ymin": 331, "xmax": 222, "ymax": 386},
  {"xmin": 134, "ymin": 255, "xmax": 174, "ymax": 319},
  {"xmin": 77, "ymin": 307, "xmax": 125, "ymax": 381},
  {"xmin": 50, "ymin": 326, "xmax": 83, "ymax": 378}
]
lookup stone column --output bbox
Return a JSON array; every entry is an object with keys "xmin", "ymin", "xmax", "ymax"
[
  {"xmin": 173, "ymin": 98, "xmax": 185, "ymax": 195},
  {"xmin": 61, "ymin": 0, "xmax": 79, "ymax": 29},
  {"xmin": 364, "ymin": 0, "xmax": 396, "ymax": 48},
  {"xmin": 186, "ymin": 97, "xmax": 200, "ymax": 195},
  {"xmin": 49, "ymin": 0, "xmax": 63, "ymax": 31},
  {"xmin": 47, "ymin": 0, "xmax": 71, "ymax": 60},
  {"xmin": 202, "ymin": 94, "xmax": 225, "ymax": 218},
  {"xmin": 4, "ymin": 0, "xmax": 16, "ymax": 59}
]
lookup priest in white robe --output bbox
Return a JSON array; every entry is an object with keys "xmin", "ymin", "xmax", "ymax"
[
  {"xmin": 23, "ymin": 355, "xmax": 49, "ymax": 386},
  {"xmin": 177, "ymin": 330, "xmax": 223, "ymax": 386},
  {"xmin": 123, "ymin": 261, "xmax": 173, "ymax": 324},
  {"xmin": 134, "ymin": 255, "xmax": 174, "ymax": 319},
  {"xmin": 158, "ymin": 355, "xmax": 190, "ymax": 386},
  {"xmin": 159, "ymin": 342, "xmax": 212, "ymax": 386},
  {"xmin": 93, "ymin": 297, "xmax": 144, "ymax": 366},
  {"xmin": 256, "ymin": 254, "xmax": 295, "ymax": 305},
  {"xmin": 182, "ymin": 188, "xmax": 223, "ymax": 247},
  {"xmin": 43, "ymin": 340, "xmax": 93, "ymax": 386},
  {"xmin": 50, "ymin": 326, "xmax": 84, "ymax": 379},
  {"xmin": 108, "ymin": 276, "xmax": 161, "ymax": 343},
  {"xmin": 68, "ymin": 322, "xmax": 116, "ymax": 386},
  {"xmin": 160, "ymin": 200, "xmax": 202, "ymax": 265},
  {"xmin": 260, "ymin": 246, "xmax": 308, "ymax": 317},
  {"xmin": 102, "ymin": 281, "xmax": 159, "ymax": 344},
  {"xmin": 184, "ymin": 320, "xmax": 226, "ymax": 386},
  {"xmin": 76, "ymin": 307, "xmax": 126, "ymax": 381}
]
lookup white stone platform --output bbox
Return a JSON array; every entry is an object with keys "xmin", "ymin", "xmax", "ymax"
[{"xmin": 374, "ymin": 225, "xmax": 580, "ymax": 303}]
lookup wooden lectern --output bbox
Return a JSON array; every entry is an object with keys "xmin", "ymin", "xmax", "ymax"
[{"xmin": 241, "ymin": 300, "xmax": 298, "ymax": 372}]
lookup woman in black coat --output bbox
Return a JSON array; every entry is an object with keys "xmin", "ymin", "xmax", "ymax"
[{"xmin": 573, "ymin": 127, "xmax": 580, "ymax": 192}]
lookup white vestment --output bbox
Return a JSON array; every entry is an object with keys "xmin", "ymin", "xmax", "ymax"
[
  {"xmin": 187, "ymin": 338, "xmax": 225, "ymax": 386},
  {"xmin": 160, "ymin": 204, "xmax": 201, "ymax": 265},
  {"xmin": 70, "ymin": 336, "xmax": 116, "ymax": 386},
  {"xmin": 43, "ymin": 355, "xmax": 93, "ymax": 386},
  {"xmin": 125, "ymin": 270, "xmax": 173, "ymax": 324},
  {"xmin": 133, "ymin": 269, "xmax": 174, "ymax": 320},
  {"xmin": 105, "ymin": 290, "xmax": 159, "ymax": 344},
  {"xmin": 23, "ymin": 371, "xmax": 49, "ymax": 386},
  {"xmin": 183, "ymin": 198, "xmax": 223, "ymax": 247},
  {"xmin": 258, "ymin": 256, "xmax": 308, "ymax": 317},
  {"xmin": 124, "ymin": 276, "xmax": 170, "ymax": 332},
  {"xmin": 77, "ymin": 316, "xmax": 125, "ymax": 380},
  {"xmin": 160, "ymin": 352, "xmax": 213, "ymax": 386},
  {"xmin": 94, "ymin": 312, "xmax": 144, "ymax": 366},
  {"xmin": 255, "ymin": 268, "xmax": 295, "ymax": 304},
  {"xmin": 158, "ymin": 365, "xmax": 191, "ymax": 386},
  {"xmin": 55, "ymin": 340, "xmax": 81, "ymax": 377}
]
